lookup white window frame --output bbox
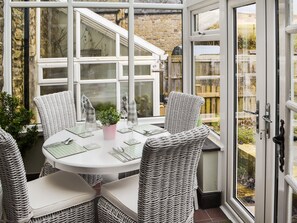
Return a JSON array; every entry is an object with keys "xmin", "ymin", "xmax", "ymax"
[{"xmin": 5, "ymin": 0, "xmax": 184, "ymax": 124}]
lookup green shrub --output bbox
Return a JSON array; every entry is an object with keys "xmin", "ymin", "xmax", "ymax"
[
  {"xmin": 238, "ymin": 126, "xmax": 255, "ymax": 144},
  {"xmin": 95, "ymin": 102, "xmax": 116, "ymax": 112},
  {"xmin": 0, "ymin": 92, "xmax": 38, "ymax": 155}
]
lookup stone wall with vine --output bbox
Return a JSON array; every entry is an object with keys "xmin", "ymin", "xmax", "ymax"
[{"xmin": 11, "ymin": 8, "xmax": 37, "ymax": 107}]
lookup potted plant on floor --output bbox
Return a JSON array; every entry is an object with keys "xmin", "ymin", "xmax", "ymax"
[{"xmin": 96, "ymin": 107, "xmax": 121, "ymax": 140}]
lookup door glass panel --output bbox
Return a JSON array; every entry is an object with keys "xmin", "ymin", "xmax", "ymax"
[
  {"xmin": 234, "ymin": 4, "xmax": 256, "ymax": 216},
  {"xmin": 292, "ymin": 189, "xmax": 297, "ymax": 222},
  {"xmin": 193, "ymin": 41, "xmax": 220, "ymax": 134}
]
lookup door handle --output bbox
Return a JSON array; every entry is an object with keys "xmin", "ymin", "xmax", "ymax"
[
  {"xmin": 262, "ymin": 103, "xmax": 272, "ymax": 138},
  {"xmin": 243, "ymin": 100, "xmax": 259, "ymax": 133},
  {"xmin": 262, "ymin": 115, "xmax": 272, "ymax": 123},
  {"xmin": 273, "ymin": 120, "xmax": 285, "ymax": 172},
  {"xmin": 243, "ymin": 110, "xmax": 259, "ymax": 116}
]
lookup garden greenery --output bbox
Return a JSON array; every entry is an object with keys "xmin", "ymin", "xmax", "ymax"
[{"xmin": 0, "ymin": 92, "xmax": 38, "ymax": 155}]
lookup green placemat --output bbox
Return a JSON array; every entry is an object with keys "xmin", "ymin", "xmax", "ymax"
[
  {"xmin": 109, "ymin": 151, "xmax": 129, "ymax": 163},
  {"xmin": 122, "ymin": 144, "xmax": 143, "ymax": 159},
  {"xmin": 133, "ymin": 124, "xmax": 167, "ymax": 136},
  {"xmin": 44, "ymin": 141, "xmax": 87, "ymax": 159},
  {"xmin": 66, "ymin": 125, "xmax": 94, "ymax": 138}
]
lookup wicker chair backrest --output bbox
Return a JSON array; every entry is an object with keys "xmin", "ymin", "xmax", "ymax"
[
  {"xmin": 0, "ymin": 128, "xmax": 32, "ymax": 222},
  {"xmin": 34, "ymin": 91, "xmax": 76, "ymax": 140},
  {"xmin": 138, "ymin": 125, "xmax": 209, "ymax": 223},
  {"xmin": 164, "ymin": 91, "xmax": 205, "ymax": 134}
]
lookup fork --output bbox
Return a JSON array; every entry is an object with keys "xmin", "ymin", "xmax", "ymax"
[
  {"xmin": 118, "ymin": 147, "xmax": 134, "ymax": 160},
  {"xmin": 113, "ymin": 147, "xmax": 132, "ymax": 161}
]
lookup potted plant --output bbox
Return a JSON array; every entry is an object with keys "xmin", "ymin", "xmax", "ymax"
[{"xmin": 96, "ymin": 107, "xmax": 121, "ymax": 140}]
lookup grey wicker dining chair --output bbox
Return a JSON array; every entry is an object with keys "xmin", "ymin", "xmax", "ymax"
[
  {"xmin": 0, "ymin": 128, "xmax": 97, "ymax": 223},
  {"xmin": 97, "ymin": 125, "xmax": 209, "ymax": 223},
  {"xmin": 34, "ymin": 91, "xmax": 102, "ymax": 186},
  {"xmin": 164, "ymin": 91, "xmax": 205, "ymax": 134},
  {"xmin": 164, "ymin": 91, "xmax": 205, "ymax": 210}
]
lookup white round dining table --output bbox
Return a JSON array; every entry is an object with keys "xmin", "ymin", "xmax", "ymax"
[{"xmin": 42, "ymin": 121, "xmax": 168, "ymax": 175}]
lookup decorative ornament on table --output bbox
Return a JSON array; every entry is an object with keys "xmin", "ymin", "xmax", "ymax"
[
  {"xmin": 81, "ymin": 94, "xmax": 96, "ymax": 132},
  {"xmin": 125, "ymin": 100, "xmax": 140, "ymax": 145},
  {"xmin": 117, "ymin": 92, "xmax": 132, "ymax": 133}
]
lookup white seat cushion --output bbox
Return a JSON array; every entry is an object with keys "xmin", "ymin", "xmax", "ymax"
[
  {"xmin": 27, "ymin": 171, "xmax": 96, "ymax": 218},
  {"xmin": 101, "ymin": 174, "xmax": 139, "ymax": 221}
]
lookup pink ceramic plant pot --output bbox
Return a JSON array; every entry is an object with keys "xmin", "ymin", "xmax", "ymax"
[{"xmin": 102, "ymin": 124, "xmax": 117, "ymax": 140}]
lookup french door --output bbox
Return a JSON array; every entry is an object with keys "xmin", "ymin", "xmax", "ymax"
[
  {"xmin": 278, "ymin": 0, "xmax": 297, "ymax": 222},
  {"xmin": 227, "ymin": 0, "xmax": 277, "ymax": 222}
]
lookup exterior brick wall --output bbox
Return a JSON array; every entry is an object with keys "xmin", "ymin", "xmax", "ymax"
[{"xmin": 134, "ymin": 13, "xmax": 182, "ymax": 54}]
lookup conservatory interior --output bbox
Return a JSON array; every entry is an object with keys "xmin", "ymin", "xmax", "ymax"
[{"xmin": 0, "ymin": 0, "xmax": 297, "ymax": 222}]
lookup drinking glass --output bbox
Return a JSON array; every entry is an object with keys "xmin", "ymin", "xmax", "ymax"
[{"xmin": 126, "ymin": 115, "xmax": 139, "ymax": 145}]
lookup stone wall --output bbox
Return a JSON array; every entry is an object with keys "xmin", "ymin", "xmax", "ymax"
[
  {"xmin": 100, "ymin": 11, "xmax": 182, "ymax": 54},
  {"xmin": 11, "ymin": 8, "xmax": 25, "ymax": 102},
  {"xmin": 10, "ymin": 8, "xmax": 37, "ymax": 106},
  {"xmin": 134, "ymin": 13, "xmax": 182, "ymax": 54}
]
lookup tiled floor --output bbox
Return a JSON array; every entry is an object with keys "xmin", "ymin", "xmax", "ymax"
[{"xmin": 194, "ymin": 208, "xmax": 232, "ymax": 223}]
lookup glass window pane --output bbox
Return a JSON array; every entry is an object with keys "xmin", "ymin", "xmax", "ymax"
[
  {"xmin": 134, "ymin": 0, "xmax": 182, "ymax": 4},
  {"xmin": 292, "ymin": 0, "xmax": 297, "ymax": 24},
  {"xmin": 120, "ymin": 37, "xmax": 152, "ymax": 56},
  {"xmin": 74, "ymin": 0, "xmax": 128, "ymax": 2},
  {"xmin": 123, "ymin": 65, "xmax": 151, "ymax": 76},
  {"xmin": 12, "ymin": 0, "xmax": 56, "ymax": 1},
  {"xmin": 40, "ymin": 8, "xmax": 67, "ymax": 58},
  {"xmin": 194, "ymin": 9, "xmax": 220, "ymax": 33},
  {"xmin": 134, "ymin": 9, "xmax": 182, "ymax": 116},
  {"xmin": 80, "ymin": 20, "xmax": 116, "ymax": 57},
  {"xmin": 293, "ymin": 34, "xmax": 297, "ymax": 103},
  {"xmin": 193, "ymin": 41, "xmax": 220, "ymax": 133},
  {"xmin": 120, "ymin": 82, "xmax": 153, "ymax": 117},
  {"xmin": 234, "ymin": 4, "xmax": 256, "ymax": 216},
  {"xmin": 40, "ymin": 85, "xmax": 67, "ymax": 95},
  {"xmin": 292, "ymin": 190, "xmax": 297, "ymax": 222},
  {"xmin": 81, "ymin": 83, "xmax": 116, "ymax": 109},
  {"xmin": 43, "ymin": 67, "xmax": 67, "ymax": 79},
  {"xmin": 11, "ymin": 8, "xmax": 39, "ymax": 112},
  {"xmin": 81, "ymin": 64, "xmax": 116, "ymax": 80}
]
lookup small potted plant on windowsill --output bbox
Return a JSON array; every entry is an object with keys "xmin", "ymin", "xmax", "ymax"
[{"xmin": 96, "ymin": 107, "xmax": 121, "ymax": 140}]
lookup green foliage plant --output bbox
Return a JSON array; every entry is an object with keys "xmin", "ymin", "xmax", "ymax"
[
  {"xmin": 96, "ymin": 107, "xmax": 120, "ymax": 126},
  {"xmin": 238, "ymin": 126, "xmax": 255, "ymax": 144},
  {"xmin": 95, "ymin": 102, "xmax": 116, "ymax": 113},
  {"xmin": 0, "ymin": 92, "xmax": 38, "ymax": 155}
]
